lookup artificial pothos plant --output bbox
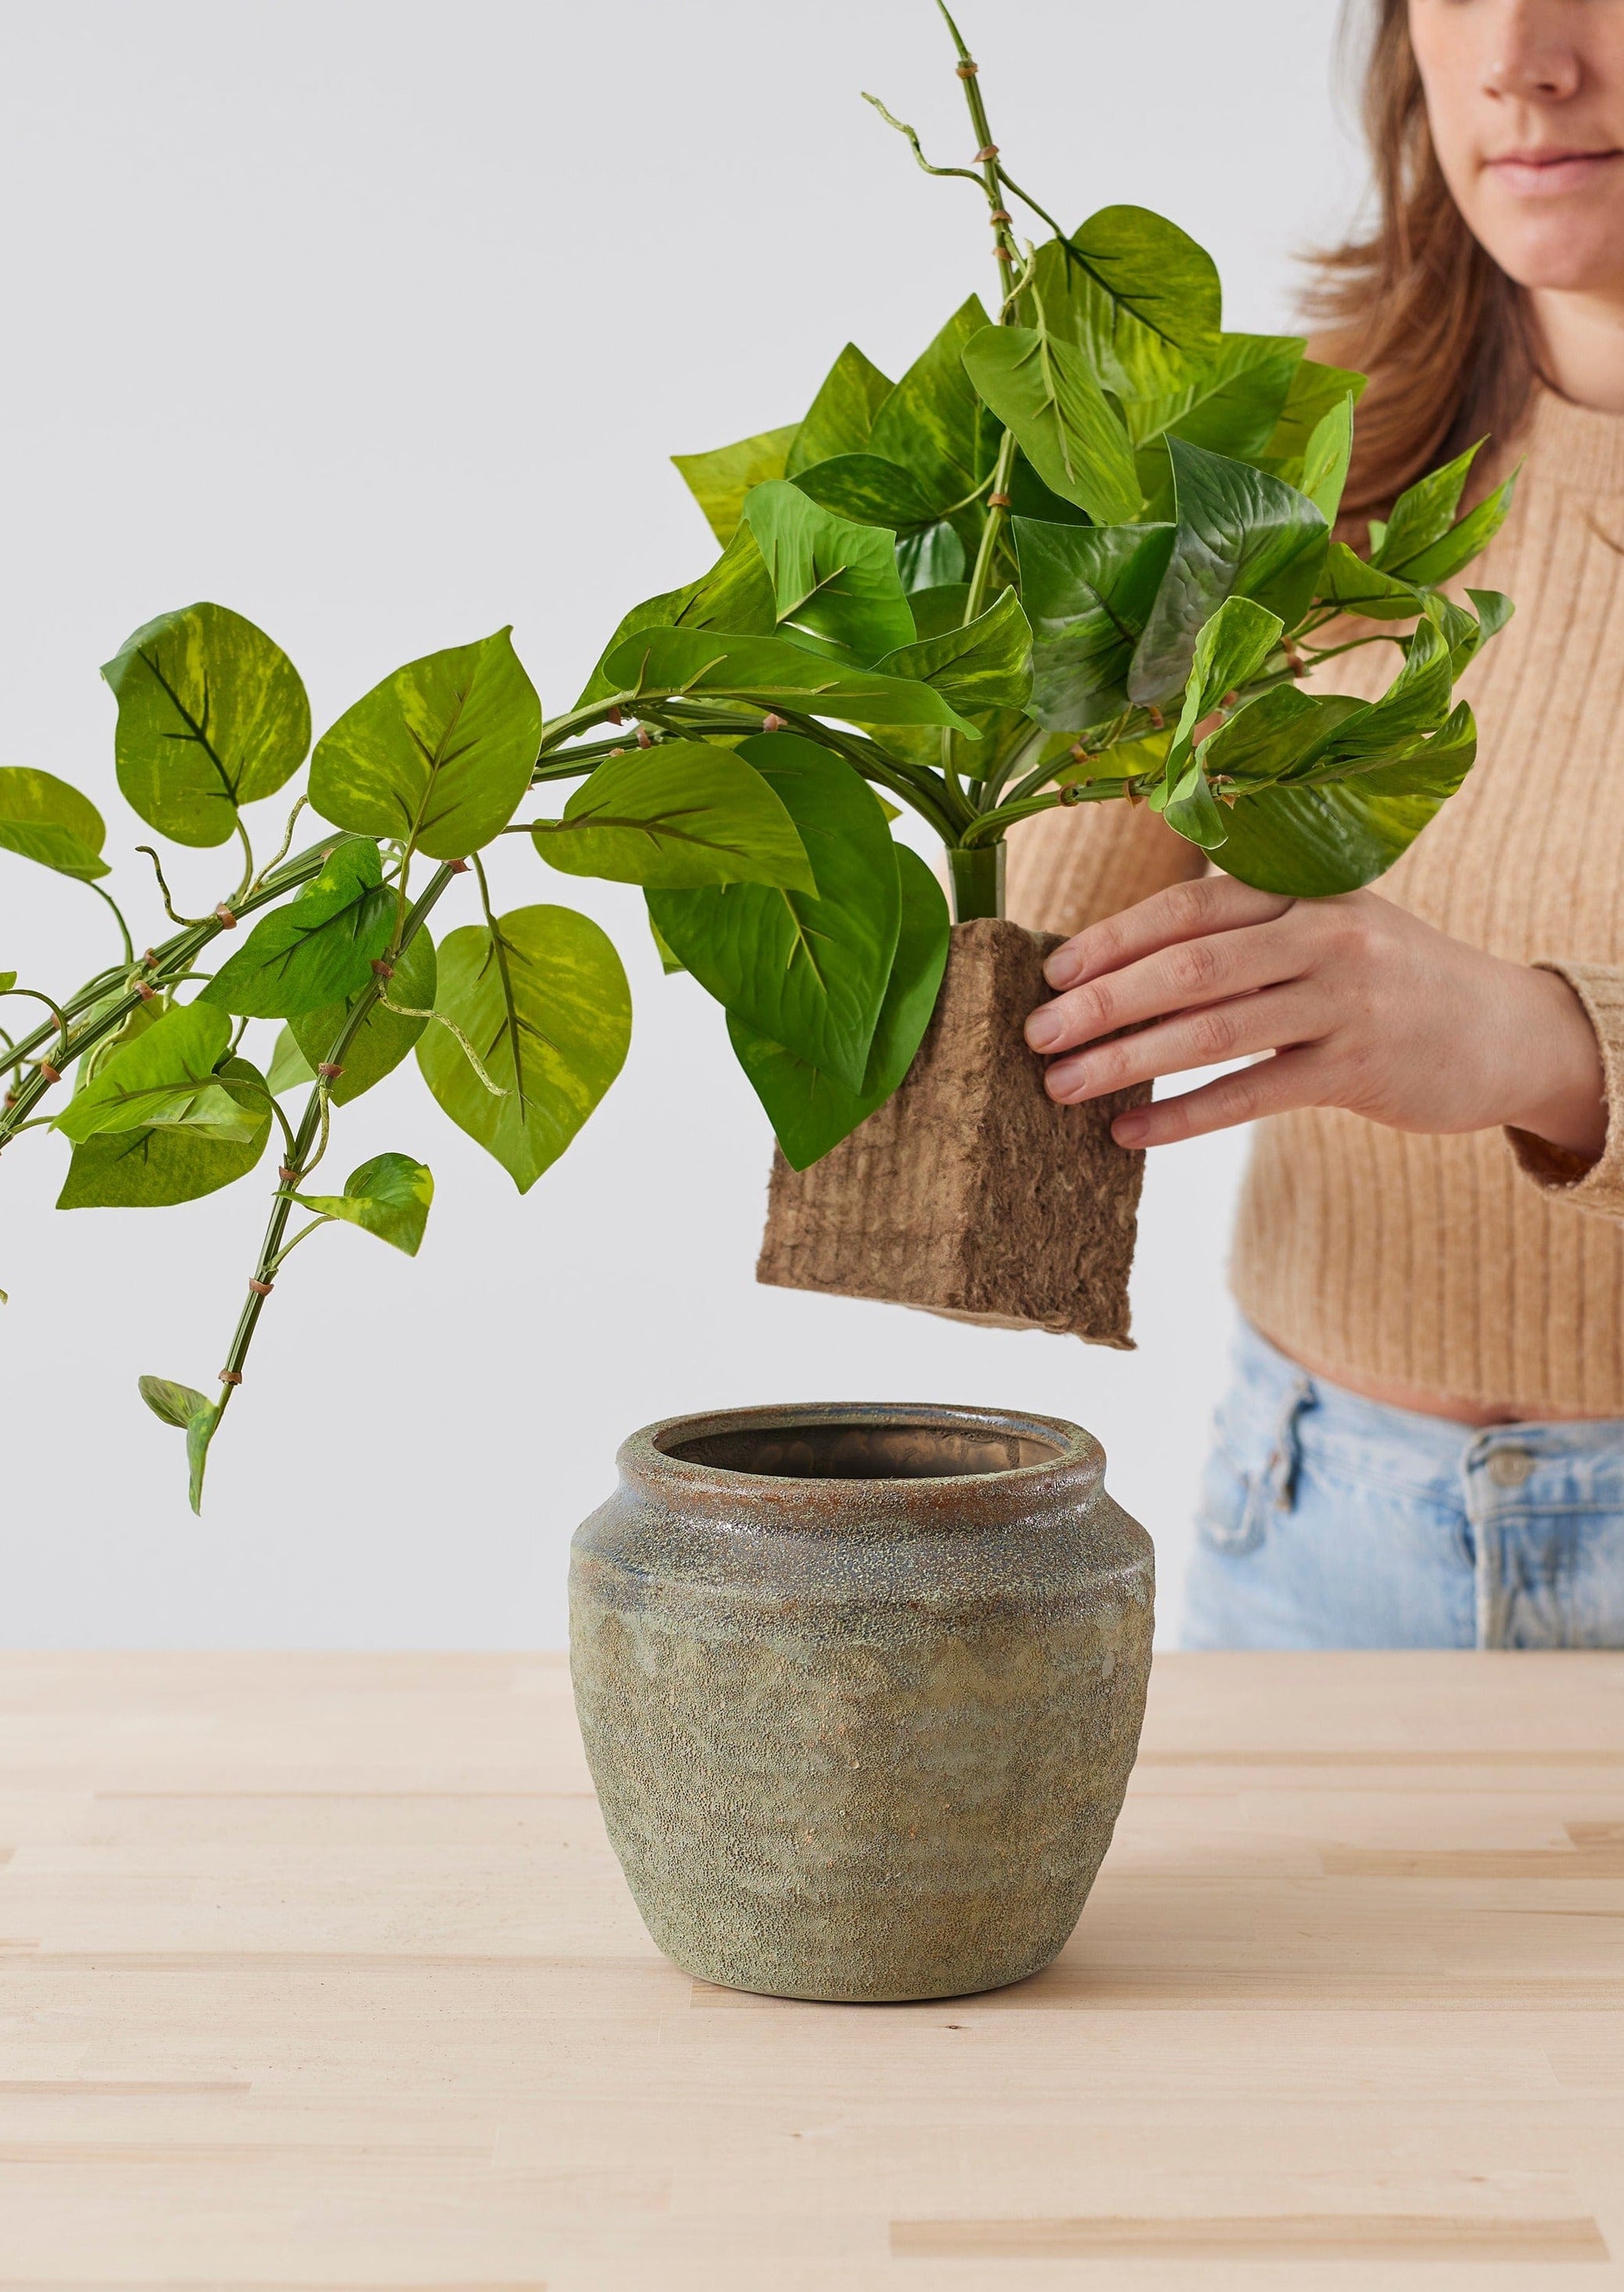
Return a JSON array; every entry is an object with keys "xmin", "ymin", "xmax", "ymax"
[{"xmin": 1, "ymin": 5, "xmax": 1513, "ymax": 1510}]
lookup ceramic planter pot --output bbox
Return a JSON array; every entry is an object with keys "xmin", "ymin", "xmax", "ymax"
[
  {"xmin": 570, "ymin": 1401, "xmax": 1153, "ymax": 2003},
  {"xmin": 755, "ymin": 921, "xmax": 1152, "ymax": 1348}
]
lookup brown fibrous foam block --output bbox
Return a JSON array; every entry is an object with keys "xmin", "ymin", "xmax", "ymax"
[{"xmin": 756, "ymin": 917, "xmax": 1150, "ymax": 1347}]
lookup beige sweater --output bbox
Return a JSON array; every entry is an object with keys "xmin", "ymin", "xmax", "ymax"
[{"xmin": 1007, "ymin": 388, "xmax": 1624, "ymax": 1415}]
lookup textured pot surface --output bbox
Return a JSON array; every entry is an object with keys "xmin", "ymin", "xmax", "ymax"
[
  {"xmin": 570, "ymin": 1402, "xmax": 1154, "ymax": 2003},
  {"xmin": 756, "ymin": 920, "xmax": 1150, "ymax": 1346}
]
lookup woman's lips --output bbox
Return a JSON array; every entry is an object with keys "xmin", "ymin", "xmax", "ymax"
[{"xmin": 1487, "ymin": 149, "xmax": 1624, "ymax": 196}]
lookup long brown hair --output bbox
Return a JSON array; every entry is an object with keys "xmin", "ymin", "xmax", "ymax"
[{"xmin": 1311, "ymin": 0, "xmax": 1544, "ymax": 522}]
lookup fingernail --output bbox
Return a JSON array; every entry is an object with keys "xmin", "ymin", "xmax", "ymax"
[
  {"xmin": 1044, "ymin": 949, "xmax": 1082, "ymax": 989},
  {"xmin": 1114, "ymin": 1113, "xmax": 1149, "ymax": 1146},
  {"xmin": 1025, "ymin": 1009, "xmax": 1064, "ymax": 1051}
]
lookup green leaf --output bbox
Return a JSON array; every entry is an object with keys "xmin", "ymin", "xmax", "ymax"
[
  {"xmin": 873, "ymin": 588, "xmax": 1032, "ymax": 713},
  {"xmin": 1200, "ymin": 685, "xmax": 1361, "ymax": 789},
  {"xmin": 268, "ymin": 1026, "xmax": 316, "ymax": 1097},
  {"xmin": 1262, "ymin": 356, "xmax": 1368, "ymax": 475},
  {"xmin": 102, "ymin": 603, "xmax": 310, "ymax": 850},
  {"xmin": 59, "ymin": 1057, "xmax": 271, "ymax": 1208},
  {"xmin": 600, "ymin": 626, "xmax": 976, "ymax": 733},
  {"xmin": 727, "ymin": 844, "xmax": 949, "ymax": 1168},
  {"xmin": 198, "ymin": 839, "xmax": 392, "ymax": 1018},
  {"xmin": 671, "ymin": 422, "xmax": 800, "ymax": 548},
  {"xmin": 289, "ymin": 925, "xmax": 438, "ymax": 1106},
  {"xmin": 0, "ymin": 767, "xmax": 110, "ymax": 880},
  {"xmin": 0, "ymin": 971, "xmax": 15, "ymax": 994},
  {"xmin": 1312, "ymin": 618, "xmax": 1454, "ymax": 768},
  {"xmin": 1372, "ymin": 442, "xmax": 1482, "ymax": 570},
  {"xmin": 1016, "ymin": 520, "xmax": 1177, "ymax": 728},
  {"xmin": 139, "ymin": 1378, "xmax": 220, "ymax": 1513},
  {"xmin": 1171, "ymin": 596, "xmax": 1285, "ymax": 758},
  {"xmin": 417, "ymin": 905, "xmax": 630, "ymax": 1193},
  {"xmin": 1301, "ymin": 394, "xmax": 1356, "ymax": 526},
  {"xmin": 1018, "ymin": 209, "xmax": 1222, "ymax": 400},
  {"xmin": 649, "ymin": 909, "xmax": 686, "ymax": 975},
  {"xmin": 1127, "ymin": 333, "xmax": 1304, "ymax": 459},
  {"xmin": 533, "ymin": 741, "xmax": 814, "ymax": 891},
  {"xmin": 789, "ymin": 454, "xmax": 939, "ymax": 532},
  {"xmin": 785, "ymin": 343, "xmax": 894, "ymax": 477},
  {"xmin": 577, "ymin": 526, "xmax": 778, "ymax": 709},
  {"xmin": 648, "ymin": 732, "xmax": 901, "ymax": 1091},
  {"xmin": 741, "ymin": 479, "xmax": 917, "ymax": 663},
  {"xmin": 55, "ymin": 1001, "xmax": 245, "ymax": 1143},
  {"xmin": 866, "ymin": 297, "xmax": 996, "ymax": 516},
  {"xmin": 962, "ymin": 324, "xmax": 1142, "ymax": 523},
  {"xmin": 291, "ymin": 1150, "xmax": 434, "ymax": 1257},
  {"xmin": 1387, "ymin": 472, "xmax": 1518, "ymax": 588},
  {"xmin": 310, "ymin": 629, "xmax": 541, "ymax": 860},
  {"xmin": 1214, "ymin": 701, "xmax": 1477, "ymax": 896},
  {"xmin": 1318, "ymin": 541, "xmax": 1426, "ymax": 621},
  {"xmin": 896, "ymin": 520, "xmax": 969, "ymax": 590},
  {"xmin": 1129, "ymin": 438, "xmax": 1327, "ymax": 704}
]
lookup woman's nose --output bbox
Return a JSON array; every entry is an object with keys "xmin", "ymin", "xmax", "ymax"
[{"xmin": 1481, "ymin": 0, "xmax": 1584, "ymax": 102}]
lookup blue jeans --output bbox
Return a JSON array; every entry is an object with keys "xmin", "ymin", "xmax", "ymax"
[{"xmin": 1183, "ymin": 1321, "xmax": 1624, "ymax": 1649}]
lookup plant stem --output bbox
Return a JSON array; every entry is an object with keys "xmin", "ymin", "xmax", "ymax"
[
  {"xmin": 86, "ymin": 880, "xmax": 135, "ymax": 967},
  {"xmin": 947, "ymin": 842, "xmax": 1006, "ymax": 922},
  {"xmin": 964, "ymin": 425, "xmax": 1018, "ymax": 630},
  {"xmin": 210, "ymin": 861, "xmax": 458, "ymax": 1428}
]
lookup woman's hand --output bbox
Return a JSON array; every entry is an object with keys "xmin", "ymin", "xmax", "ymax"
[{"xmin": 1024, "ymin": 876, "xmax": 1609, "ymax": 1158}]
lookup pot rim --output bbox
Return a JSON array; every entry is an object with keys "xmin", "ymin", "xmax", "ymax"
[{"xmin": 621, "ymin": 1399, "xmax": 1105, "ymax": 1499}]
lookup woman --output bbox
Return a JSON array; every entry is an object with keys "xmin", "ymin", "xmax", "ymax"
[{"xmin": 1010, "ymin": 0, "xmax": 1624, "ymax": 1651}]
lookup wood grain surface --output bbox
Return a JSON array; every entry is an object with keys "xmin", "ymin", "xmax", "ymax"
[{"xmin": 1, "ymin": 1649, "xmax": 1622, "ymax": 2289}]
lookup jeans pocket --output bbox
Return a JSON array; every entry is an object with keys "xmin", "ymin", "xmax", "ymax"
[{"xmin": 1196, "ymin": 1437, "xmax": 1272, "ymax": 1558}]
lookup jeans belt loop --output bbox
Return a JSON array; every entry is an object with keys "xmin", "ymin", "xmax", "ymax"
[{"xmin": 1267, "ymin": 1375, "xmax": 1316, "ymax": 1513}]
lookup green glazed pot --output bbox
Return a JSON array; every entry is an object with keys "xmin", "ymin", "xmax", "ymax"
[{"xmin": 569, "ymin": 1401, "xmax": 1154, "ymax": 2003}]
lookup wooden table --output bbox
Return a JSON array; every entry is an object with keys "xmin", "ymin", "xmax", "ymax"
[{"xmin": 2, "ymin": 1652, "xmax": 1623, "ymax": 2288}]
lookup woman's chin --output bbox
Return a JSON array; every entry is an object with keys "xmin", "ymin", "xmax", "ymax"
[{"xmin": 1480, "ymin": 213, "xmax": 1624, "ymax": 301}]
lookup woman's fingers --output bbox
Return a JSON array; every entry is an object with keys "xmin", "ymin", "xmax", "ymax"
[
  {"xmin": 1027, "ymin": 915, "xmax": 1309, "ymax": 1057},
  {"xmin": 1042, "ymin": 875, "xmax": 1294, "ymax": 993},
  {"xmin": 1111, "ymin": 1046, "xmax": 1331, "ymax": 1148},
  {"xmin": 1044, "ymin": 982, "xmax": 1323, "ymax": 1103}
]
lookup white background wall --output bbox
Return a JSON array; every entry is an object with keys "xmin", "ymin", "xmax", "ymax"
[{"xmin": 0, "ymin": 0, "xmax": 1364, "ymax": 1648}]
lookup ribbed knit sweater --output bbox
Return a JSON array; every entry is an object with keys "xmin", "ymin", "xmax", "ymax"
[{"xmin": 1007, "ymin": 388, "xmax": 1624, "ymax": 1415}]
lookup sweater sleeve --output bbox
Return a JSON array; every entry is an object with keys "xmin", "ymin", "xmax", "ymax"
[
  {"xmin": 1506, "ymin": 960, "xmax": 1624, "ymax": 1218},
  {"xmin": 1004, "ymin": 797, "xmax": 1206, "ymax": 938}
]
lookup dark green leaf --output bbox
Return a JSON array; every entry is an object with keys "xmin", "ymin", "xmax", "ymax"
[
  {"xmin": 962, "ymin": 324, "xmax": 1142, "ymax": 523},
  {"xmin": 1128, "ymin": 438, "xmax": 1327, "ymax": 703},
  {"xmin": 790, "ymin": 454, "xmax": 938, "ymax": 530},
  {"xmin": 417, "ymin": 904, "xmax": 630, "ymax": 1193},
  {"xmin": 199, "ymin": 839, "xmax": 393, "ymax": 1018},
  {"xmin": 1018, "ymin": 209, "xmax": 1222, "ymax": 399},
  {"xmin": 1017, "ymin": 520, "xmax": 1177, "ymax": 727},
  {"xmin": 268, "ymin": 1026, "xmax": 316, "ymax": 1096},
  {"xmin": 54, "ymin": 1002, "xmax": 252, "ymax": 1144},
  {"xmin": 289, "ymin": 925, "xmax": 437, "ymax": 1106},
  {"xmin": 1214, "ymin": 701, "xmax": 1477, "ymax": 895},
  {"xmin": 1200, "ymin": 686, "xmax": 1362, "ymax": 789},
  {"xmin": 311, "ymin": 629, "xmax": 541, "ymax": 860},
  {"xmin": 600, "ymin": 626, "xmax": 975, "ymax": 732},
  {"xmin": 1310, "ymin": 618, "xmax": 1453, "ymax": 769},
  {"xmin": 533, "ymin": 741, "xmax": 814, "ymax": 890},
  {"xmin": 577, "ymin": 526, "xmax": 779, "ymax": 709},
  {"xmin": 896, "ymin": 520, "xmax": 968, "ymax": 589},
  {"xmin": 291, "ymin": 1150, "xmax": 434, "ymax": 1257},
  {"xmin": 1470, "ymin": 587, "xmax": 1515, "ymax": 642},
  {"xmin": 741, "ymin": 479, "xmax": 917, "ymax": 663},
  {"xmin": 102, "ymin": 603, "xmax": 310, "ymax": 849},
  {"xmin": 785, "ymin": 344, "xmax": 894, "ymax": 477},
  {"xmin": 866, "ymin": 297, "xmax": 996, "ymax": 515},
  {"xmin": 671, "ymin": 423, "xmax": 800, "ymax": 547},
  {"xmin": 873, "ymin": 588, "xmax": 1032, "ymax": 713},
  {"xmin": 0, "ymin": 767, "xmax": 110, "ymax": 880},
  {"xmin": 59, "ymin": 1058, "xmax": 271, "ymax": 1208},
  {"xmin": 648, "ymin": 732, "xmax": 900, "ymax": 1090},
  {"xmin": 1007, "ymin": 451, "xmax": 1092, "ymax": 527},
  {"xmin": 1128, "ymin": 333, "xmax": 1304, "ymax": 460},
  {"xmin": 1169, "ymin": 596, "xmax": 1284, "ymax": 756},
  {"xmin": 727, "ymin": 844, "xmax": 949, "ymax": 1168}
]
